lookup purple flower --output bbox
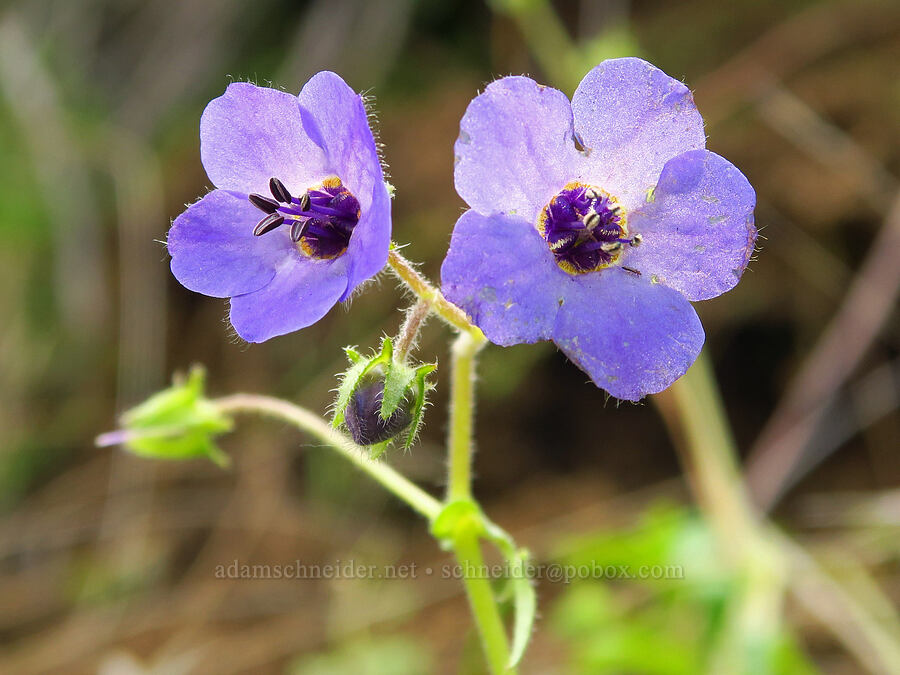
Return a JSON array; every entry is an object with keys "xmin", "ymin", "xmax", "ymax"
[
  {"xmin": 441, "ymin": 58, "xmax": 757, "ymax": 400},
  {"xmin": 167, "ymin": 72, "xmax": 390, "ymax": 342}
]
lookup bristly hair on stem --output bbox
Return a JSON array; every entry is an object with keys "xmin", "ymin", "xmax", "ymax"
[{"xmin": 395, "ymin": 298, "xmax": 432, "ymax": 360}]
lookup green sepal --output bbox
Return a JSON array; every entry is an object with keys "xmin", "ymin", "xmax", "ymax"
[
  {"xmin": 380, "ymin": 360, "xmax": 417, "ymax": 421},
  {"xmin": 332, "ymin": 338, "xmax": 393, "ymax": 428},
  {"xmin": 404, "ymin": 364, "xmax": 436, "ymax": 451},
  {"xmin": 368, "ymin": 440, "xmax": 391, "ymax": 460},
  {"xmin": 113, "ymin": 366, "xmax": 233, "ymax": 467},
  {"xmin": 333, "ymin": 337, "xmax": 436, "ymax": 452}
]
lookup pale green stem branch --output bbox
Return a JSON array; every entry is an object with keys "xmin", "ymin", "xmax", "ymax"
[
  {"xmin": 448, "ymin": 330, "xmax": 486, "ymax": 501},
  {"xmin": 387, "ymin": 248, "xmax": 483, "ymax": 337},
  {"xmin": 659, "ymin": 352, "xmax": 786, "ymax": 672},
  {"xmin": 213, "ymin": 394, "xmax": 441, "ymax": 521},
  {"xmin": 387, "ymin": 247, "xmax": 512, "ymax": 672}
]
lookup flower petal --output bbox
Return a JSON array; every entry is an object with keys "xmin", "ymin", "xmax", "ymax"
[
  {"xmin": 341, "ymin": 176, "xmax": 391, "ymax": 301},
  {"xmin": 572, "ymin": 58, "xmax": 706, "ymax": 211},
  {"xmin": 297, "ymin": 71, "xmax": 384, "ymax": 212},
  {"xmin": 552, "ymin": 268, "xmax": 704, "ymax": 401},
  {"xmin": 441, "ymin": 210, "xmax": 566, "ymax": 345},
  {"xmin": 168, "ymin": 190, "xmax": 292, "ymax": 298},
  {"xmin": 454, "ymin": 76, "xmax": 581, "ymax": 222},
  {"xmin": 200, "ymin": 82, "xmax": 328, "ymax": 195},
  {"xmin": 229, "ymin": 256, "xmax": 349, "ymax": 343},
  {"xmin": 625, "ymin": 150, "xmax": 757, "ymax": 301}
]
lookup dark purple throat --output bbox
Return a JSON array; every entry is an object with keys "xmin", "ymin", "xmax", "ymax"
[
  {"xmin": 538, "ymin": 182, "xmax": 639, "ymax": 275},
  {"xmin": 248, "ymin": 176, "xmax": 361, "ymax": 260}
]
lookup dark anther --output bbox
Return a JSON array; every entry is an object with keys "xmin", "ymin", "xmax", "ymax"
[
  {"xmin": 253, "ymin": 213, "xmax": 285, "ymax": 236},
  {"xmin": 630, "ymin": 233, "xmax": 643, "ymax": 246},
  {"xmin": 290, "ymin": 219, "xmax": 307, "ymax": 242},
  {"xmin": 269, "ymin": 177, "xmax": 293, "ymax": 203},
  {"xmin": 298, "ymin": 192, "xmax": 311, "ymax": 212},
  {"xmin": 583, "ymin": 212, "xmax": 600, "ymax": 230},
  {"xmin": 622, "ymin": 266, "xmax": 641, "ymax": 275},
  {"xmin": 248, "ymin": 193, "xmax": 280, "ymax": 214}
]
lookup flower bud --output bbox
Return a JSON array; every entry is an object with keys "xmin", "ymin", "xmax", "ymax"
[{"xmin": 344, "ymin": 379, "xmax": 412, "ymax": 446}]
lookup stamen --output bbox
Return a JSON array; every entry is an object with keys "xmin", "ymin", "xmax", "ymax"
[
  {"xmin": 622, "ymin": 266, "xmax": 641, "ymax": 275},
  {"xmin": 290, "ymin": 219, "xmax": 308, "ymax": 242},
  {"xmin": 630, "ymin": 233, "xmax": 643, "ymax": 246},
  {"xmin": 269, "ymin": 177, "xmax": 293, "ymax": 203},
  {"xmin": 253, "ymin": 213, "xmax": 284, "ymax": 236},
  {"xmin": 583, "ymin": 212, "xmax": 601, "ymax": 230},
  {"xmin": 298, "ymin": 192, "xmax": 311, "ymax": 212},
  {"xmin": 248, "ymin": 193, "xmax": 280, "ymax": 214},
  {"xmin": 584, "ymin": 187, "xmax": 600, "ymax": 200},
  {"xmin": 600, "ymin": 241, "xmax": 622, "ymax": 254}
]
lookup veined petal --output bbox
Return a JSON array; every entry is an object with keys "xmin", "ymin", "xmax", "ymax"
[
  {"xmin": 626, "ymin": 150, "xmax": 757, "ymax": 301},
  {"xmin": 298, "ymin": 71, "xmax": 384, "ymax": 212},
  {"xmin": 200, "ymin": 82, "xmax": 328, "ymax": 195},
  {"xmin": 229, "ymin": 256, "xmax": 348, "ymax": 343},
  {"xmin": 441, "ymin": 210, "xmax": 566, "ymax": 346},
  {"xmin": 454, "ymin": 76, "xmax": 581, "ymax": 223},
  {"xmin": 553, "ymin": 268, "xmax": 704, "ymax": 401},
  {"xmin": 168, "ymin": 190, "xmax": 291, "ymax": 298},
  {"xmin": 342, "ymin": 176, "xmax": 391, "ymax": 300},
  {"xmin": 572, "ymin": 58, "xmax": 706, "ymax": 211}
]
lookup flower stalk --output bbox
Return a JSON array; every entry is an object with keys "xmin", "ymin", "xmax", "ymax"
[
  {"xmin": 213, "ymin": 393, "xmax": 441, "ymax": 520},
  {"xmin": 387, "ymin": 248, "xmax": 481, "ymax": 337}
]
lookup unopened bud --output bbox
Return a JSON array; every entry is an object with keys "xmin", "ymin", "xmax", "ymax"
[{"xmin": 344, "ymin": 380, "xmax": 412, "ymax": 446}]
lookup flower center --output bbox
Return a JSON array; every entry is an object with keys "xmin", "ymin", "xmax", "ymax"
[
  {"xmin": 537, "ymin": 182, "xmax": 641, "ymax": 275},
  {"xmin": 248, "ymin": 176, "xmax": 360, "ymax": 260}
]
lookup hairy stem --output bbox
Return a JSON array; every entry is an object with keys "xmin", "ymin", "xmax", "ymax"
[
  {"xmin": 387, "ymin": 248, "xmax": 481, "ymax": 336},
  {"xmin": 395, "ymin": 298, "xmax": 431, "ymax": 360},
  {"xmin": 387, "ymin": 246, "xmax": 512, "ymax": 672},
  {"xmin": 213, "ymin": 394, "xmax": 441, "ymax": 520},
  {"xmin": 448, "ymin": 330, "xmax": 486, "ymax": 500}
]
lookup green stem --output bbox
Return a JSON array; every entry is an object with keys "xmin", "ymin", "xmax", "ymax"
[
  {"xmin": 448, "ymin": 330, "xmax": 486, "ymax": 501},
  {"xmin": 664, "ymin": 351, "xmax": 760, "ymax": 556},
  {"xmin": 387, "ymin": 248, "xmax": 483, "ymax": 338},
  {"xmin": 213, "ymin": 393, "xmax": 441, "ymax": 521},
  {"xmin": 387, "ymin": 246, "xmax": 513, "ymax": 672},
  {"xmin": 455, "ymin": 529, "xmax": 514, "ymax": 675},
  {"xmin": 661, "ymin": 353, "xmax": 785, "ymax": 671}
]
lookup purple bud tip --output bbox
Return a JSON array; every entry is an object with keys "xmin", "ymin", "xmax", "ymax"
[{"xmin": 345, "ymin": 381, "xmax": 412, "ymax": 446}]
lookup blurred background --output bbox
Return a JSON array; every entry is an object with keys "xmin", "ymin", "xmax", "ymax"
[{"xmin": 1, "ymin": 0, "xmax": 899, "ymax": 673}]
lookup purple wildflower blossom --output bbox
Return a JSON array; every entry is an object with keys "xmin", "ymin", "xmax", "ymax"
[
  {"xmin": 441, "ymin": 58, "xmax": 757, "ymax": 401},
  {"xmin": 167, "ymin": 72, "xmax": 390, "ymax": 343}
]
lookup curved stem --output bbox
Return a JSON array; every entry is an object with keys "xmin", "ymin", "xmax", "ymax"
[
  {"xmin": 395, "ymin": 298, "xmax": 432, "ymax": 361},
  {"xmin": 387, "ymin": 248, "xmax": 482, "ymax": 337},
  {"xmin": 213, "ymin": 394, "xmax": 441, "ymax": 521}
]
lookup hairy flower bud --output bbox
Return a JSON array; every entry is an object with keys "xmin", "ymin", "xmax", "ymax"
[{"xmin": 344, "ymin": 379, "xmax": 412, "ymax": 446}]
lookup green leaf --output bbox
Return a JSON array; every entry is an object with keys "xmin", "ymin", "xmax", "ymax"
[{"xmin": 508, "ymin": 550, "xmax": 537, "ymax": 668}]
